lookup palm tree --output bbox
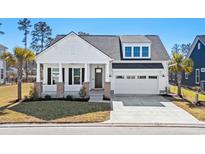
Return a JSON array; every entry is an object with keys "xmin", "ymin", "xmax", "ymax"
[
  {"xmin": 1, "ymin": 48, "xmax": 35, "ymax": 100},
  {"xmin": 169, "ymin": 52, "xmax": 193, "ymax": 97},
  {"xmin": 24, "ymin": 50, "xmax": 35, "ymax": 81}
]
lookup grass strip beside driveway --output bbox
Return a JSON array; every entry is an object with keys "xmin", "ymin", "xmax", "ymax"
[
  {"xmin": 174, "ymin": 101, "xmax": 205, "ymax": 122},
  {"xmin": 170, "ymin": 85, "xmax": 205, "ymax": 102},
  {"xmin": 170, "ymin": 85, "xmax": 205, "ymax": 121}
]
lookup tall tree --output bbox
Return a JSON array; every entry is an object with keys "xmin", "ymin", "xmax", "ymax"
[
  {"xmin": 171, "ymin": 44, "xmax": 181, "ymax": 53},
  {"xmin": 169, "ymin": 52, "xmax": 193, "ymax": 97},
  {"xmin": 18, "ymin": 18, "xmax": 32, "ymax": 49},
  {"xmin": 18, "ymin": 18, "xmax": 32, "ymax": 81},
  {"xmin": 31, "ymin": 22, "xmax": 53, "ymax": 54},
  {"xmin": 1, "ymin": 48, "xmax": 35, "ymax": 100},
  {"xmin": 0, "ymin": 23, "xmax": 4, "ymax": 35},
  {"xmin": 180, "ymin": 43, "xmax": 191, "ymax": 56}
]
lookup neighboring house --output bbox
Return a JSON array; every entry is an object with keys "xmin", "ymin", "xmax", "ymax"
[
  {"xmin": 6, "ymin": 67, "xmax": 18, "ymax": 83},
  {"xmin": 35, "ymin": 31, "xmax": 170, "ymax": 98},
  {"xmin": 169, "ymin": 72, "xmax": 177, "ymax": 85},
  {"xmin": 180, "ymin": 35, "xmax": 205, "ymax": 91},
  {"xmin": 0, "ymin": 44, "xmax": 7, "ymax": 84}
]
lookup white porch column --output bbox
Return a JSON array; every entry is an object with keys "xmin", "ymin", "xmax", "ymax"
[
  {"xmin": 59, "ymin": 63, "xmax": 63, "ymax": 82},
  {"xmin": 84, "ymin": 63, "xmax": 90, "ymax": 82},
  {"xmin": 36, "ymin": 62, "xmax": 40, "ymax": 82},
  {"xmin": 105, "ymin": 62, "xmax": 110, "ymax": 82}
]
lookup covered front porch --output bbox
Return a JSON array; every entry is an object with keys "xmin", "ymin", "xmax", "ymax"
[{"xmin": 35, "ymin": 62, "xmax": 111, "ymax": 99}]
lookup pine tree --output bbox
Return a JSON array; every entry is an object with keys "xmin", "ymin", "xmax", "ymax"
[
  {"xmin": 31, "ymin": 22, "xmax": 53, "ymax": 54},
  {"xmin": 18, "ymin": 18, "xmax": 32, "ymax": 81}
]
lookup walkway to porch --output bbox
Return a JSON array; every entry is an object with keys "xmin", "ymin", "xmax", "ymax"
[{"xmin": 89, "ymin": 89, "xmax": 110, "ymax": 103}]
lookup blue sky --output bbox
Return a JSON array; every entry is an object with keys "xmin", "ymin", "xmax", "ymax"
[{"xmin": 0, "ymin": 18, "xmax": 205, "ymax": 55}]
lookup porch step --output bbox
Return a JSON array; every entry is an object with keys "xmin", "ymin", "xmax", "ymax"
[
  {"xmin": 89, "ymin": 97, "xmax": 110, "ymax": 103},
  {"xmin": 89, "ymin": 95, "xmax": 103, "ymax": 101},
  {"xmin": 89, "ymin": 90, "xmax": 109, "ymax": 103}
]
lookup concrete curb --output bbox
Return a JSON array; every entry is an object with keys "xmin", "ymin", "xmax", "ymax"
[{"xmin": 1, "ymin": 123, "xmax": 205, "ymax": 128}]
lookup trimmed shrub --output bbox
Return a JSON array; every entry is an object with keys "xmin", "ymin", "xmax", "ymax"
[
  {"xmin": 103, "ymin": 95, "xmax": 110, "ymax": 101},
  {"xmin": 44, "ymin": 95, "xmax": 51, "ymax": 100},
  {"xmin": 79, "ymin": 86, "xmax": 87, "ymax": 98},
  {"xmin": 66, "ymin": 95, "xmax": 73, "ymax": 101},
  {"xmin": 29, "ymin": 87, "xmax": 39, "ymax": 101}
]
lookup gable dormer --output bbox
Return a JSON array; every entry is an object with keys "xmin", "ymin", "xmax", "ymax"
[
  {"xmin": 122, "ymin": 43, "xmax": 151, "ymax": 59},
  {"xmin": 120, "ymin": 35, "xmax": 152, "ymax": 60}
]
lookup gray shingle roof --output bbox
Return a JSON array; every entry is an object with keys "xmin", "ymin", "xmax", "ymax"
[
  {"xmin": 146, "ymin": 35, "xmax": 170, "ymax": 61},
  {"xmin": 80, "ymin": 35, "xmax": 121, "ymax": 60},
  {"xmin": 51, "ymin": 33, "xmax": 170, "ymax": 61},
  {"xmin": 120, "ymin": 35, "xmax": 152, "ymax": 43},
  {"xmin": 198, "ymin": 35, "xmax": 205, "ymax": 44}
]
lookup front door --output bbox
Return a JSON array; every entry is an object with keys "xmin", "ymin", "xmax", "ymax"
[{"xmin": 95, "ymin": 68, "xmax": 102, "ymax": 88}]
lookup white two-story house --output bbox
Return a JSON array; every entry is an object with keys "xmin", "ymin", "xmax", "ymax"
[
  {"xmin": 35, "ymin": 32, "xmax": 170, "ymax": 99},
  {"xmin": 0, "ymin": 44, "xmax": 7, "ymax": 84}
]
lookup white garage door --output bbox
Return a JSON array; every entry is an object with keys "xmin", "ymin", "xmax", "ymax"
[{"xmin": 114, "ymin": 75, "xmax": 159, "ymax": 94}]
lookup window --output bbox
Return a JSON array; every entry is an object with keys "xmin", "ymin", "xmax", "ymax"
[
  {"xmin": 185, "ymin": 73, "xmax": 188, "ymax": 80},
  {"xmin": 137, "ymin": 76, "xmax": 146, "ymax": 79},
  {"xmin": 133, "ymin": 47, "xmax": 140, "ymax": 57},
  {"xmin": 123, "ymin": 44, "xmax": 150, "ymax": 59},
  {"xmin": 73, "ymin": 68, "xmax": 81, "ymax": 85},
  {"xmin": 198, "ymin": 42, "xmax": 201, "ymax": 50},
  {"xmin": 127, "ymin": 75, "xmax": 135, "ymax": 79},
  {"xmin": 148, "ymin": 76, "xmax": 157, "ymax": 79},
  {"xmin": 68, "ymin": 68, "xmax": 83, "ymax": 85},
  {"xmin": 196, "ymin": 69, "xmax": 200, "ymax": 84},
  {"xmin": 142, "ymin": 47, "xmax": 149, "ymax": 57},
  {"xmin": 172, "ymin": 73, "xmax": 175, "ymax": 81},
  {"xmin": 0, "ymin": 69, "xmax": 3, "ymax": 79},
  {"xmin": 125, "ymin": 47, "xmax": 132, "ymax": 57},
  {"xmin": 52, "ymin": 68, "xmax": 59, "ymax": 84},
  {"xmin": 116, "ymin": 75, "xmax": 124, "ymax": 79},
  {"xmin": 201, "ymin": 68, "xmax": 205, "ymax": 72}
]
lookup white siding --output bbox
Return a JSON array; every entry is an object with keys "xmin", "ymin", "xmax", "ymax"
[
  {"xmin": 0, "ymin": 60, "xmax": 6, "ymax": 84},
  {"xmin": 36, "ymin": 32, "xmax": 111, "ymax": 64}
]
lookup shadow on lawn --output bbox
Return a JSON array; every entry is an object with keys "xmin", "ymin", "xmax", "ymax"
[
  {"xmin": 10, "ymin": 100, "xmax": 111, "ymax": 121},
  {"xmin": 162, "ymin": 94, "xmax": 183, "ymax": 102},
  {"xmin": 0, "ymin": 104, "xmax": 11, "ymax": 116},
  {"xmin": 0, "ymin": 111, "xmax": 8, "ymax": 116}
]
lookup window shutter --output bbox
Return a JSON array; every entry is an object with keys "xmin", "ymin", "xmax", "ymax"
[
  {"xmin": 47, "ymin": 68, "xmax": 51, "ymax": 85},
  {"xmin": 62, "ymin": 68, "xmax": 65, "ymax": 83},
  {"xmin": 82, "ymin": 68, "xmax": 85, "ymax": 83},
  {"xmin": 69, "ymin": 68, "xmax": 72, "ymax": 85}
]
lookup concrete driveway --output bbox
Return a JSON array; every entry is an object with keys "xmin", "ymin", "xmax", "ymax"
[{"xmin": 106, "ymin": 95, "xmax": 200, "ymax": 124}]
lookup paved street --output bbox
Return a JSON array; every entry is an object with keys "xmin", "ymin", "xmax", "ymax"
[{"xmin": 1, "ymin": 125, "xmax": 205, "ymax": 135}]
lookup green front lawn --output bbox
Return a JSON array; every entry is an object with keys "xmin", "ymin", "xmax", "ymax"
[
  {"xmin": 4, "ymin": 101, "xmax": 111, "ymax": 122},
  {"xmin": 0, "ymin": 83, "xmax": 111, "ymax": 123},
  {"xmin": 170, "ymin": 85, "xmax": 205, "ymax": 102}
]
